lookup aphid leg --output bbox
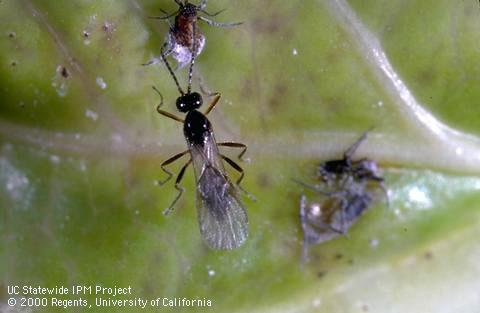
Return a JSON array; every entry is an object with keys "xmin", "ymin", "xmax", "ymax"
[
  {"xmin": 299, "ymin": 195, "xmax": 310, "ymax": 263},
  {"xmin": 221, "ymin": 155, "xmax": 256, "ymax": 201},
  {"xmin": 151, "ymin": 86, "xmax": 184, "ymax": 123},
  {"xmin": 142, "ymin": 39, "xmax": 174, "ymax": 66},
  {"xmin": 199, "ymin": 8, "xmax": 226, "ymax": 17},
  {"xmin": 203, "ymin": 92, "xmax": 222, "ymax": 115},
  {"xmin": 338, "ymin": 198, "xmax": 349, "ymax": 236},
  {"xmin": 157, "ymin": 150, "xmax": 189, "ymax": 186},
  {"xmin": 198, "ymin": 16, "xmax": 243, "ymax": 28},
  {"xmin": 149, "ymin": 8, "xmax": 179, "ymax": 20},
  {"xmin": 218, "ymin": 142, "xmax": 248, "ymax": 162},
  {"xmin": 344, "ymin": 131, "xmax": 369, "ymax": 160},
  {"xmin": 142, "ymin": 58, "xmax": 161, "ymax": 66},
  {"xmin": 163, "ymin": 159, "xmax": 193, "ymax": 215},
  {"xmin": 198, "ymin": 0, "xmax": 208, "ymax": 10},
  {"xmin": 174, "ymin": 0, "xmax": 183, "ymax": 7},
  {"xmin": 293, "ymin": 179, "xmax": 346, "ymax": 197},
  {"xmin": 379, "ymin": 182, "xmax": 390, "ymax": 208},
  {"xmin": 309, "ymin": 218, "xmax": 344, "ymax": 235}
]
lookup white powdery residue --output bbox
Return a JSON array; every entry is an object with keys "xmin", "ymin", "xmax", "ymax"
[
  {"xmin": 111, "ymin": 133, "xmax": 123, "ymax": 144},
  {"xmin": 312, "ymin": 298, "xmax": 321, "ymax": 308},
  {"xmin": 407, "ymin": 186, "xmax": 432, "ymax": 210},
  {"xmin": 0, "ymin": 157, "xmax": 34, "ymax": 209},
  {"xmin": 369, "ymin": 238, "xmax": 379, "ymax": 248},
  {"xmin": 96, "ymin": 77, "xmax": 107, "ymax": 89},
  {"xmin": 6, "ymin": 170, "xmax": 29, "ymax": 193},
  {"xmin": 208, "ymin": 269, "xmax": 215, "ymax": 277},
  {"xmin": 377, "ymin": 100, "xmax": 384, "ymax": 107},
  {"xmin": 79, "ymin": 160, "xmax": 87, "ymax": 172},
  {"xmin": 292, "ymin": 48, "xmax": 298, "ymax": 56},
  {"xmin": 1, "ymin": 302, "xmax": 34, "ymax": 313},
  {"xmin": 85, "ymin": 109, "xmax": 99, "ymax": 121},
  {"xmin": 50, "ymin": 155, "xmax": 61, "ymax": 164}
]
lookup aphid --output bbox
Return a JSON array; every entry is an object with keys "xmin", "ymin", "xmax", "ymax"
[
  {"xmin": 152, "ymin": 38, "xmax": 249, "ymax": 250},
  {"xmin": 144, "ymin": 0, "xmax": 242, "ymax": 69},
  {"xmin": 299, "ymin": 184, "xmax": 374, "ymax": 261},
  {"xmin": 296, "ymin": 132, "xmax": 388, "ymax": 261}
]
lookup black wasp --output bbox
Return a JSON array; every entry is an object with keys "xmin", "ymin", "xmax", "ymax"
[
  {"xmin": 144, "ymin": 0, "xmax": 242, "ymax": 69},
  {"xmin": 152, "ymin": 33, "xmax": 249, "ymax": 250},
  {"xmin": 297, "ymin": 132, "xmax": 387, "ymax": 260}
]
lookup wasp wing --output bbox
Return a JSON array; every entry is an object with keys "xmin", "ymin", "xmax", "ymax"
[
  {"xmin": 187, "ymin": 127, "xmax": 248, "ymax": 250},
  {"xmin": 195, "ymin": 165, "xmax": 248, "ymax": 250}
]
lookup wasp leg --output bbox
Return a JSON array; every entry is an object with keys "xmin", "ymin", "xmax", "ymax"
[
  {"xmin": 218, "ymin": 142, "xmax": 248, "ymax": 162},
  {"xmin": 203, "ymin": 92, "xmax": 221, "ymax": 115},
  {"xmin": 157, "ymin": 150, "xmax": 189, "ymax": 186},
  {"xmin": 221, "ymin": 155, "xmax": 255, "ymax": 201},
  {"xmin": 163, "ymin": 159, "xmax": 192, "ymax": 216}
]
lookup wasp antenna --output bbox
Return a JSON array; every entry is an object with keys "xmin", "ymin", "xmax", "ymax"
[
  {"xmin": 187, "ymin": 21, "xmax": 197, "ymax": 94},
  {"xmin": 151, "ymin": 86, "xmax": 164, "ymax": 107},
  {"xmin": 160, "ymin": 51, "xmax": 185, "ymax": 95}
]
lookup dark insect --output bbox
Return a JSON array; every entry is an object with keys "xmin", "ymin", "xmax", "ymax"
[
  {"xmin": 317, "ymin": 131, "xmax": 384, "ymax": 187},
  {"xmin": 144, "ymin": 0, "xmax": 242, "ymax": 69},
  {"xmin": 296, "ymin": 132, "xmax": 388, "ymax": 261},
  {"xmin": 152, "ymin": 36, "xmax": 249, "ymax": 250}
]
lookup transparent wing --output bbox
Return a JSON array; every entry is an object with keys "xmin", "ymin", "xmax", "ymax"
[{"xmin": 196, "ymin": 165, "xmax": 248, "ymax": 250}]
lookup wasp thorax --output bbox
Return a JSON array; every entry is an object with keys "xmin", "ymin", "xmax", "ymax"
[{"xmin": 176, "ymin": 92, "xmax": 203, "ymax": 112}]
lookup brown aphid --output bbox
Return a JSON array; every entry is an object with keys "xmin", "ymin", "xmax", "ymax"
[{"xmin": 144, "ymin": 0, "xmax": 242, "ymax": 69}]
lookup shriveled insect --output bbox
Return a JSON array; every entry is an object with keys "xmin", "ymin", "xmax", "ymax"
[
  {"xmin": 144, "ymin": 0, "xmax": 242, "ymax": 69},
  {"xmin": 296, "ymin": 132, "xmax": 388, "ymax": 261},
  {"xmin": 152, "ymin": 37, "xmax": 250, "ymax": 250},
  {"xmin": 299, "ymin": 183, "xmax": 375, "ymax": 261}
]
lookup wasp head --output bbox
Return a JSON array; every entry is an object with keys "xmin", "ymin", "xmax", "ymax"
[{"xmin": 176, "ymin": 92, "xmax": 203, "ymax": 113}]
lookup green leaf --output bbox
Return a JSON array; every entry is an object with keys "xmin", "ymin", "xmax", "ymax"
[{"xmin": 1, "ymin": 0, "xmax": 480, "ymax": 312}]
